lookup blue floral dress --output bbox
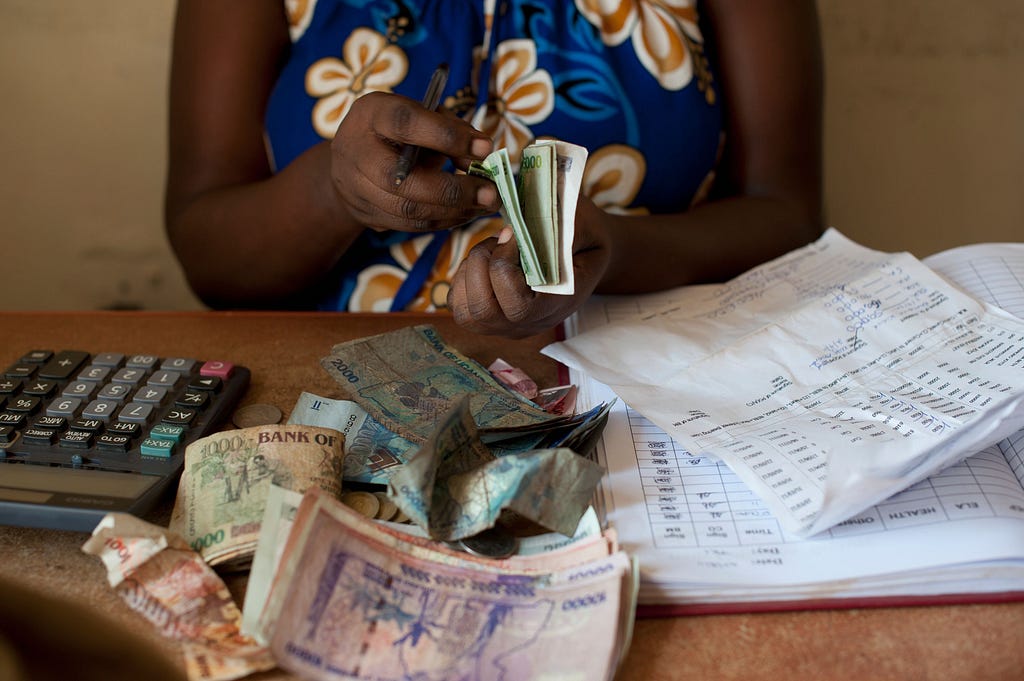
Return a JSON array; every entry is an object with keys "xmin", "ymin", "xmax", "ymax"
[{"xmin": 265, "ymin": 0, "xmax": 723, "ymax": 311}]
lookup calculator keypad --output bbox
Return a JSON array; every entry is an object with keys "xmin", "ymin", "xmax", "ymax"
[{"xmin": 0, "ymin": 349, "xmax": 249, "ymax": 473}]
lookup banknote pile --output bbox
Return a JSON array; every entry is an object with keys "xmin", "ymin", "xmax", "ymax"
[
  {"xmin": 318, "ymin": 324, "xmax": 612, "ymax": 539},
  {"xmin": 469, "ymin": 139, "xmax": 588, "ymax": 294},
  {"xmin": 83, "ymin": 324, "xmax": 625, "ymax": 680}
]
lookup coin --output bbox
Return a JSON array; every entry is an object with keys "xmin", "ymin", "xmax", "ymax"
[
  {"xmin": 341, "ymin": 491, "xmax": 380, "ymax": 519},
  {"xmin": 391, "ymin": 508, "xmax": 410, "ymax": 524},
  {"xmin": 372, "ymin": 491, "xmax": 399, "ymax": 521},
  {"xmin": 231, "ymin": 403, "xmax": 283, "ymax": 429},
  {"xmin": 459, "ymin": 525, "xmax": 519, "ymax": 559}
]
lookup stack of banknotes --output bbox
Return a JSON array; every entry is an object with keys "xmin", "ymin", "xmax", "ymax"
[
  {"xmin": 469, "ymin": 140, "xmax": 588, "ymax": 295},
  {"xmin": 168, "ymin": 325, "xmax": 611, "ymax": 571},
  {"xmin": 83, "ymin": 324, "xmax": 632, "ymax": 681}
]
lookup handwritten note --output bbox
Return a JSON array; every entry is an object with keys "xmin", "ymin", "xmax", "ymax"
[{"xmin": 545, "ymin": 229, "xmax": 1024, "ymax": 536}]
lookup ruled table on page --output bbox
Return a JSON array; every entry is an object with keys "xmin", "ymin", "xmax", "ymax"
[
  {"xmin": 924, "ymin": 243, "xmax": 1024, "ymax": 319},
  {"xmin": 619, "ymin": 404, "xmax": 1024, "ymax": 549}
]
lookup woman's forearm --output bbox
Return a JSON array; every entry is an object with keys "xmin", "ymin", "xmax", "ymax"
[
  {"xmin": 166, "ymin": 141, "xmax": 363, "ymax": 308},
  {"xmin": 597, "ymin": 194, "xmax": 823, "ymax": 294}
]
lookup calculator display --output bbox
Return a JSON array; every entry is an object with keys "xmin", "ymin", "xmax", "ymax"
[{"xmin": 0, "ymin": 465, "xmax": 159, "ymax": 499}]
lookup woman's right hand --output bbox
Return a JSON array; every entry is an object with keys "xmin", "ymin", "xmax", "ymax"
[{"xmin": 329, "ymin": 91, "xmax": 499, "ymax": 234}]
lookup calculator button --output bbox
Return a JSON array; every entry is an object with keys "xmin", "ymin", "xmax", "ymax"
[
  {"xmin": 82, "ymin": 400, "xmax": 119, "ymax": 421},
  {"xmin": 117, "ymin": 402, "xmax": 154, "ymax": 424},
  {"xmin": 47, "ymin": 397, "xmax": 81, "ymax": 419},
  {"xmin": 140, "ymin": 438, "xmax": 174, "ymax": 458},
  {"xmin": 133, "ymin": 386, "xmax": 167, "ymax": 404},
  {"xmin": 161, "ymin": 357, "xmax": 196, "ymax": 373},
  {"xmin": 97, "ymin": 383, "xmax": 131, "ymax": 401},
  {"xmin": 33, "ymin": 415, "xmax": 67, "ymax": 430},
  {"xmin": 200, "ymin": 360, "xmax": 234, "ymax": 379},
  {"xmin": 20, "ymin": 350, "xmax": 53, "ymax": 364},
  {"xmin": 112, "ymin": 368, "xmax": 147, "ymax": 385},
  {"xmin": 189, "ymin": 376, "xmax": 221, "ymax": 392},
  {"xmin": 149, "ymin": 424, "xmax": 185, "ymax": 443},
  {"xmin": 78, "ymin": 366, "xmax": 111, "ymax": 383},
  {"xmin": 162, "ymin": 408, "xmax": 197, "ymax": 427},
  {"xmin": 0, "ymin": 413, "xmax": 27, "ymax": 428},
  {"xmin": 147, "ymin": 370, "xmax": 181, "ymax": 389},
  {"xmin": 126, "ymin": 355, "xmax": 160, "ymax": 370},
  {"xmin": 71, "ymin": 418, "xmax": 105, "ymax": 433},
  {"xmin": 176, "ymin": 391, "xmax": 209, "ymax": 409},
  {"xmin": 96, "ymin": 433, "xmax": 132, "ymax": 452},
  {"xmin": 92, "ymin": 353, "xmax": 124, "ymax": 368},
  {"xmin": 22, "ymin": 428, "xmax": 57, "ymax": 446},
  {"xmin": 125, "ymin": 352, "xmax": 159, "ymax": 368},
  {"xmin": 39, "ymin": 351, "xmax": 90, "ymax": 380},
  {"xmin": 5, "ymin": 363, "xmax": 36, "ymax": 379},
  {"xmin": 7, "ymin": 396, "xmax": 41, "ymax": 414},
  {"xmin": 59, "ymin": 430, "xmax": 93, "ymax": 448},
  {"xmin": 23, "ymin": 380, "xmax": 57, "ymax": 397},
  {"xmin": 108, "ymin": 421, "xmax": 141, "ymax": 438},
  {"xmin": 0, "ymin": 378, "xmax": 21, "ymax": 394},
  {"xmin": 63, "ymin": 381, "xmax": 97, "ymax": 400},
  {"xmin": 0, "ymin": 426, "xmax": 18, "ymax": 445}
]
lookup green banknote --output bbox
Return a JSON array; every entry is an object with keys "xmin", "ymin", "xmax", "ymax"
[
  {"xmin": 387, "ymin": 396, "xmax": 604, "ymax": 541},
  {"xmin": 468, "ymin": 139, "xmax": 588, "ymax": 294},
  {"xmin": 321, "ymin": 324, "xmax": 564, "ymax": 444}
]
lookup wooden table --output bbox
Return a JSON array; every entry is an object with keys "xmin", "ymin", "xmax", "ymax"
[{"xmin": 0, "ymin": 311, "xmax": 1021, "ymax": 681}]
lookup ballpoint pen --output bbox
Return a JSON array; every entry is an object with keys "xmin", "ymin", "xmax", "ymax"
[{"xmin": 393, "ymin": 62, "xmax": 450, "ymax": 187}]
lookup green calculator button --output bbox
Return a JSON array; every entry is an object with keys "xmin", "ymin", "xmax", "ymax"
[
  {"xmin": 141, "ymin": 437, "xmax": 175, "ymax": 458},
  {"xmin": 149, "ymin": 424, "xmax": 186, "ymax": 443}
]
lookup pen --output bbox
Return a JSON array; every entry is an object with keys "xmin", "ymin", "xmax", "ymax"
[{"xmin": 393, "ymin": 63, "xmax": 450, "ymax": 187}]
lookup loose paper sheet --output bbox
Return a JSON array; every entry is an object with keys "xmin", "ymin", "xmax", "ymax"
[{"xmin": 544, "ymin": 230, "xmax": 1024, "ymax": 536}]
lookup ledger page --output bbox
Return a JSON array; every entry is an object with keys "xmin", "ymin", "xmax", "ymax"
[
  {"xmin": 547, "ymin": 230, "xmax": 1024, "ymax": 536},
  {"xmin": 582, "ymin": 374, "xmax": 1024, "ymax": 604}
]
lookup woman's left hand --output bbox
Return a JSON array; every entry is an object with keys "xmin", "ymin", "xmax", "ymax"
[{"xmin": 447, "ymin": 197, "xmax": 611, "ymax": 338}]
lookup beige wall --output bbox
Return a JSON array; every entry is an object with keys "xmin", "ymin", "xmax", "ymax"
[{"xmin": 0, "ymin": 0, "xmax": 1021, "ymax": 310}]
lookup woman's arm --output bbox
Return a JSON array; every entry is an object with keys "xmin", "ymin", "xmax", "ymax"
[
  {"xmin": 597, "ymin": 0, "xmax": 824, "ymax": 292},
  {"xmin": 165, "ymin": 0, "xmax": 496, "ymax": 308}
]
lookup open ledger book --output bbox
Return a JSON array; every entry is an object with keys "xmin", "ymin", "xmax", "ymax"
[{"xmin": 548, "ymin": 233, "xmax": 1024, "ymax": 614}]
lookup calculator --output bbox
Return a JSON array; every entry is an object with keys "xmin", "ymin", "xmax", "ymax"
[{"xmin": 0, "ymin": 349, "xmax": 250, "ymax": 532}]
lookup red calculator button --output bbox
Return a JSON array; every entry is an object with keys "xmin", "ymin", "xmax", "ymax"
[{"xmin": 199, "ymin": 360, "xmax": 234, "ymax": 379}]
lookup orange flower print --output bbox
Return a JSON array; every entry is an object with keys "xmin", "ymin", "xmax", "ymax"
[
  {"xmin": 470, "ymin": 39, "xmax": 554, "ymax": 165},
  {"xmin": 583, "ymin": 144, "xmax": 649, "ymax": 215},
  {"xmin": 575, "ymin": 0, "xmax": 711, "ymax": 94},
  {"xmin": 349, "ymin": 218, "xmax": 504, "ymax": 312},
  {"xmin": 285, "ymin": 0, "xmax": 316, "ymax": 42},
  {"xmin": 305, "ymin": 28, "xmax": 408, "ymax": 138}
]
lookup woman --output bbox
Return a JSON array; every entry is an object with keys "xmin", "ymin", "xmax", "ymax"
[{"xmin": 165, "ymin": 0, "xmax": 823, "ymax": 338}]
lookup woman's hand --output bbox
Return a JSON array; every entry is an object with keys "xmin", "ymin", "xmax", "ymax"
[
  {"xmin": 330, "ymin": 92, "xmax": 499, "ymax": 234},
  {"xmin": 447, "ymin": 196, "xmax": 612, "ymax": 338}
]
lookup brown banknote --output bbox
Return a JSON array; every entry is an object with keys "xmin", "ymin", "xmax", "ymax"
[
  {"xmin": 258, "ymin": 488, "xmax": 635, "ymax": 681},
  {"xmin": 81, "ymin": 513, "xmax": 276, "ymax": 681}
]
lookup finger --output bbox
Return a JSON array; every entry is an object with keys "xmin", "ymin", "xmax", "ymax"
[
  {"xmin": 380, "ymin": 175, "xmax": 498, "ymax": 233},
  {"xmin": 367, "ymin": 91, "xmax": 492, "ymax": 163},
  {"xmin": 487, "ymin": 230, "xmax": 537, "ymax": 323},
  {"xmin": 459, "ymin": 239, "xmax": 507, "ymax": 326}
]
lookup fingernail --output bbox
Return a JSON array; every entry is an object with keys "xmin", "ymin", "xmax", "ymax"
[
  {"xmin": 476, "ymin": 184, "xmax": 497, "ymax": 207},
  {"xmin": 497, "ymin": 226, "xmax": 513, "ymax": 245},
  {"xmin": 471, "ymin": 137, "xmax": 493, "ymax": 159}
]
